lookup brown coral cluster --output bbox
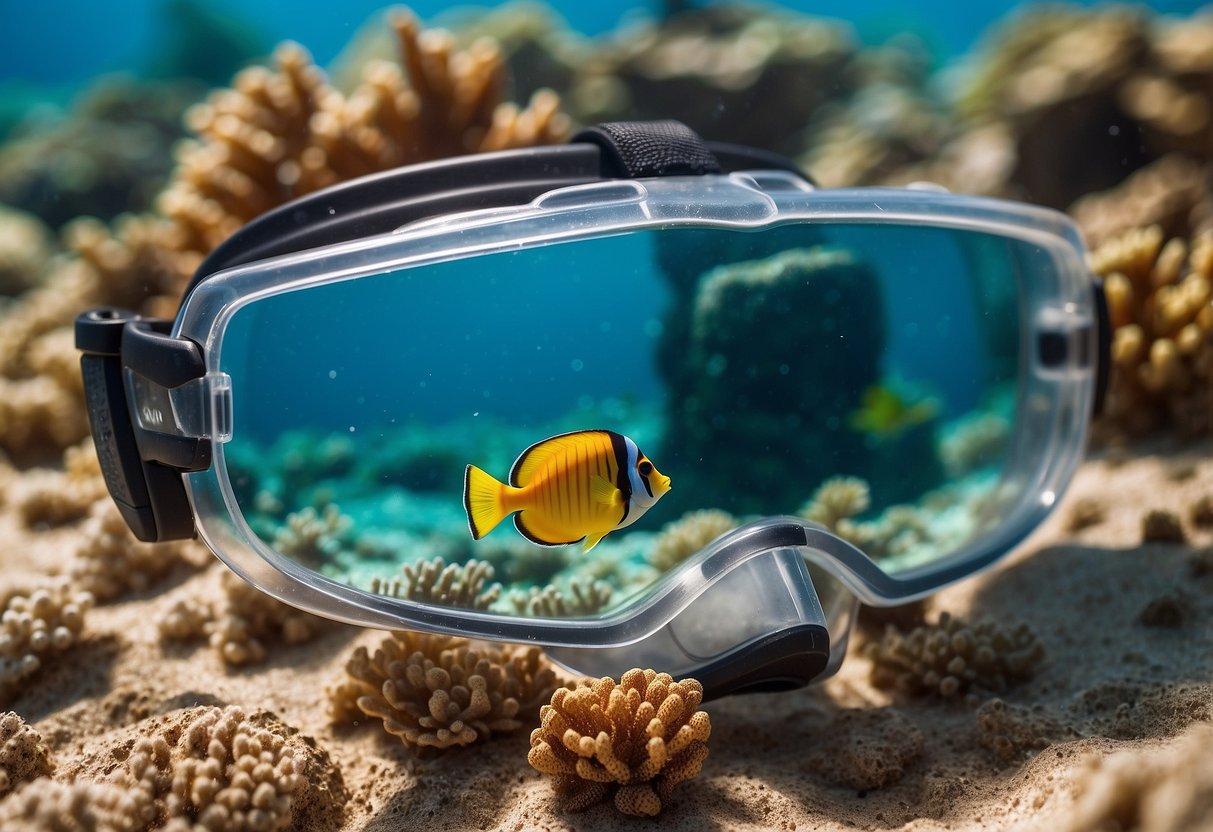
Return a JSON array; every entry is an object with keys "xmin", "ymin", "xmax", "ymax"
[
  {"xmin": 329, "ymin": 629, "xmax": 557, "ymax": 749},
  {"xmin": 508, "ymin": 579, "xmax": 612, "ymax": 618},
  {"xmin": 1090, "ymin": 225, "xmax": 1213, "ymax": 439},
  {"xmin": 528, "ymin": 668, "xmax": 711, "ymax": 817},
  {"xmin": 0, "ymin": 7, "xmax": 569, "ymax": 467},
  {"xmin": 370, "ymin": 556, "xmax": 502, "ymax": 611},
  {"xmin": 862, "ymin": 611, "xmax": 1044, "ymax": 701}
]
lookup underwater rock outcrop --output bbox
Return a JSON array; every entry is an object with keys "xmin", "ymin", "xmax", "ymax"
[{"xmin": 528, "ymin": 668, "xmax": 711, "ymax": 817}]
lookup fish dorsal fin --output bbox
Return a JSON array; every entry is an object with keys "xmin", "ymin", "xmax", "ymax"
[{"xmin": 508, "ymin": 430, "xmax": 609, "ymax": 488}]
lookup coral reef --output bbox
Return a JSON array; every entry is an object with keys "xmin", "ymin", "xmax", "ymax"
[
  {"xmin": 329, "ymin": 630, "xmax": 556, "ymax": 749},
  {"xmin": 508, "ymin": 579, "xmax": 612, "ymax": 618},
  {"xmin": 801, "ymin": 708, "xmax": 923, "ymax": 791},
  {"xmin": 862, "ymin": 612, "xmax": 1044, "ymax": 702},
  {"xmin": 938, "ymin": 413, "xmax": 1011, "ymax": 478},
  {"xmin": 271, "ymin": 504, "xmax": 351, "ymax": 569},
  {"xmin": 0, "ymin": 7, "xmax": 570, "ymax": 468},
  {"xmin": 0, "ymin": 580, "xmax": 93, "ymax": 704},
  {"xmin": 0, "ymin": 712, "xmax": 54, "ymax": 796},
  {"xmin": 799, "ymin": 476, "xmax": 871, "ymax": 532},
  {"xmin": 528, "ymin": 668, "xmax": 711, "ymax": 816},
  {"xmin": 1061, "ymin": 721, "xmax": 1213, "ymax": 832},
  {"xmin": 648, "ymin": 509, "xmax": 738, "ymax": 571},
  {"xmin": 0, "ymin": 205, "xmax": 54, "ymax": 296},
  {"xmin": 1090, "ymin": 226, "xmax": 1213, "ymax": 439},
  {"xmin": 369, "ymin": 556, "xmax": 502, "ymax": 611}
]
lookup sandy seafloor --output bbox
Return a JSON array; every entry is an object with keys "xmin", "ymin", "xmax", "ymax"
[{"xmin": 5, "ymin": 437, "xmax": 1213, "ymax": 832}]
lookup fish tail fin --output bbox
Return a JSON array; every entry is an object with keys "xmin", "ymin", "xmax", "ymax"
[{"xmin": 464, "ymin": 464, "xmax": 510, "ymax": 540}]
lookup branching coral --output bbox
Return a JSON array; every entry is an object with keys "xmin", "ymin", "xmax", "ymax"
[
  {"xmin": 0, "ymin": 8, "xmax": 570, "ymax": 466},
  {"xmin": 799, "ymin": 476, "xmax": 871, "ymax": 532},
  {"xmin": 0, "ymin": 580, "xmax": 93, "ymax": 705},
  {"xmin": 271, "ymin": 504, "xmax": 351, "ymax": 568},
  {"xmin": 370, "ymin": 556, "xmax": 501, "ymax": 611},
  {"xmin": 509, "ymin": 579, "xmax": 612, "ymax": 618},
  {"xmin": 648, "ymin": 509, "xmax": 737, "ymax": 571},
  {"xmin": 861, "ymin": 611, "xmax": 1044, "ymax": 701},
  {"xmin": 1061, "ymin": 721, "xmax": 1213, "ymax": 832},
  {"xmin": 0, "ymin": 712, "xmax": 54, "ymax": 796},
  {"xmin": 328, "ymin": 630, "xmax": 556, "ymax": 749},
  {"xmin": 528, "ymin": 668, "xmax": 711, "ymax": 817},
  {"xmin": 1091, "ymin": 225, "xmax": 1213, "ymax": 439}
]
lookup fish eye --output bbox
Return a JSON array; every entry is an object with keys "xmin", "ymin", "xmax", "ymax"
[{"xmin": 638, "ymin": 460, "xmax": 653, "ymax": 476}]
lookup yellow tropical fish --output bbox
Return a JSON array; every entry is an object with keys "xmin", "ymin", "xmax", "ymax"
[
  {"xmin": 463, "ymin": 430, "xmax": 671, "ymax": 552},
  {"xmin": 848, "ymin": 383, "xmax": 939, "ymax": 440}
]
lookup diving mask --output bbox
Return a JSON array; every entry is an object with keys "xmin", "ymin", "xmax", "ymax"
[{"xmin": 76, "ymin": 121, "xmax": 1107, "ymax": 698}]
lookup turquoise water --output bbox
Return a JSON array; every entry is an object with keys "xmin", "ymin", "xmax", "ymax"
[{"xmin": 217, "ymin": 222, "xmax": 1024, "ymax": 617}]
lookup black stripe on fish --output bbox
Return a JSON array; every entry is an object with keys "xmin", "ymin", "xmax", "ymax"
[
  {"xmin": 640, "ymin": 469, "xmax": 654, "ymax": 499},
  {"xmin": 608, "ymin": 430, "xmax": 631, "ymax": 524}
]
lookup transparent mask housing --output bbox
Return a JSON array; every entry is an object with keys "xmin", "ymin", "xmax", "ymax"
[{"xmin": 164, "ymin": 172, "xmax": 1095, "ymax": 662}]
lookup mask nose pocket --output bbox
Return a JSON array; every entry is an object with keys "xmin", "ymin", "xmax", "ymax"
[{"xmin": 545, "ymin": 546, "xmax": 831, "ymax": 700}]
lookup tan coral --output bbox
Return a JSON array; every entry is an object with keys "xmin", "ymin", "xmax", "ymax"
[
  {"xmin": 0, "ymin": 712, "xmax": 54, "ymax": 797},
  {"xmin": 508, "ymin": 579, "xmax": 612, "ymax": 618},
  {"xmin": 861, "ymin": 611, "xmax": 1044, "ymax": 701},
  {"xmin": 528, "ymin": 668, "xmax": 711, "ymax": 816},
  {"xmin": 68, "ymin": 501, "xmax": 201, "ymax": 603},
  {"xmin": 0, "ymin": 10, "xmax": 571, "ymax": 466},
  {"xmin": 648, "ymin": 509, "xmax": 738, "ymax": 571},
  {"xmin": 1090, "ymin": 225, "xmax": 1213, "ymax": 439},
  {"xmin": 208, "ymin": 570, "xmax": 327, "ymax": 666},
  {"xmin": 0, "ymin": 778, "xmax": 148, "ymax": 832},
  {"xmin": 0, "ymin": 580, "xmax": 93, "ymax": 705},
  {"xmin": 270, "ymin": 503, "xmax": 351, "ymax": 568},
  {"xmin": 329, "ymin": 630, "xmax": 556, "ymax": 749},
  {"xmin": 0, "ymin": 205, "xmax": 54, "ymax": 295},
  {"xmin": 799, "ymin": 476, "xmax": 871, "ymax": 532},
  {"xmin": 370, "ymin": 556, "xmax": 502, "ymax": 611}
]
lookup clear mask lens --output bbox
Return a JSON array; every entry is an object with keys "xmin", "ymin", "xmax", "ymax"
[{"xmin": 214, "ymin": 222, "xmax": 1041, "ymax": 619}]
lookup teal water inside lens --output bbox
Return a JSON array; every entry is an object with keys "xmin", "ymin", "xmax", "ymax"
[{"xmin": 218, "ymin": 223, "xmax": 1027, "ymax": 617}]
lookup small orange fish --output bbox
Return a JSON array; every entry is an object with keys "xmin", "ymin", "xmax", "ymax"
[{"xmin": 463, "ymin": 430, "xmax": 671, "ymax": 552}]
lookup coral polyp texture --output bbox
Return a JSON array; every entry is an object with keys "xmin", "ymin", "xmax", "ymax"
[
  {"xmin": 861, "ymin": 611, "xmax": 1044, "ymax": 701},
  {"xmin": 1090, "ymin": 225, "xmax": 1213, "ymax": 439},
  {"xmin": 329, "ymin": 630, "xmax": 557, "ymax": 749},
  {"xmin": 0, "ymin": 580, "xmax": 92, "ymax": 705},
  {"xmin": 528, "ymin": 668, "xmax": 711, "ymax": 817},
  {"xmin": 68, "ymin": 501, "xmax": 201, "ymax": 602},
  {"xmin": 369, "ymin": 555, "xmax": 502, "ymax": 611},
  {"xmin": 0, "ymin": 712, "xmax": 54, "ymax": 797},
  {"xmin": 0, "ymin": 705, "xmax": 338, "ymax": 832}
]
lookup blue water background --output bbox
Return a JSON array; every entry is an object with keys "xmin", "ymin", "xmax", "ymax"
[{"xmin": 3, "ymin": 0, "xmax": 1208, "ymax": 88}]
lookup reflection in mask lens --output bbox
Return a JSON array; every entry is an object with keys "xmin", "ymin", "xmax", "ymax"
[{"xmin": 218, "ymin": 224, "xmax": 1028, "ymax": 617}]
